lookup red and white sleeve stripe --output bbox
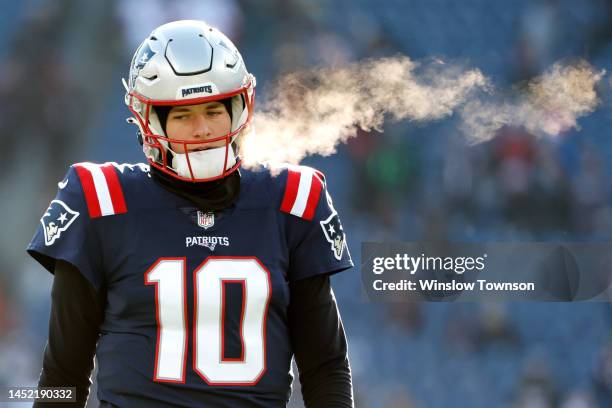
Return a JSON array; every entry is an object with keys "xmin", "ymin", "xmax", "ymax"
[
  {"xmin": 280, "ymin": 166, "xmax": 325, "ymax": 221},
  {"xmin": 74, "ymin": 162, "xmax": 128, "ymax": 218}
]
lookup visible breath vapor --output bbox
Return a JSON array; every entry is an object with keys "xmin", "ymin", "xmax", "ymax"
[
  {"xmin": 461, "ymin": 61, "xmax": 605, "ymax": 143},
  {"xmin": 239, "ymin": 57, "xmax": 604, "ymax": 167},
  {"xmin": 240, "ymin": 56, "xmax": 488, "ymax": 167}
]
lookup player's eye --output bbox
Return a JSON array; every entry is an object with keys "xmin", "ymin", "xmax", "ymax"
[{"xmin": 207, "ymin": 110, "xmax": 223, "ymax": 117}]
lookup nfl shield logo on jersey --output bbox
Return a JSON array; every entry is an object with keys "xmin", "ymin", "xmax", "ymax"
[{"xmin": 197, "ymin": 211, "xmax": 215, "ymax": 229}]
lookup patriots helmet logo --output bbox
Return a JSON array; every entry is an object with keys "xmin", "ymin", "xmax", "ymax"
[
  {"xmin": 41, "ymin": 200, "xmax": 79, "ymax": 246},
  {"xmin": 129, "ymin": 42, "xmax": 156, "ymax": 88},
  {"xmin": 320, "ymin": 211, "xmax": 346, "ymax": 260}
]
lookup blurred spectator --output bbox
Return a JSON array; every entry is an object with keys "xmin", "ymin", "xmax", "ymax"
[
  {"xmin": 570, "ymin": 143, "xmax": 611, "ymax": 235},
  {"xmin": 116, "ymin": 0, "xmax": 244, "ymax": 51},
  {"xmin": 560, "ymin": 389, "xmax": 597, "ymax": 408},
  {"xmin": 474, "ymin": 303, "xmax": 520, "ymax": 349},
  {"xmin": 593, "ymin": 339, "xmax": 612, "ymax": 407},
  {"xmin": 512, "ymin": 353, "xmax": 560, "ymax": 408},
  {"xmin": 515, "ymin": 0, "xmax": 560, "ymax": 79}
]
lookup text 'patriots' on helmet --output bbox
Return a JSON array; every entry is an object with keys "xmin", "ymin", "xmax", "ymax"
[{"xmin": 123, "ymin": 20, "xmax": 256, "ymax": 182}]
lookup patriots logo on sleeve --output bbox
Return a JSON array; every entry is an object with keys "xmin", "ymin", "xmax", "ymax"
[
  {"xmin": 41, "ymin": 200, "xmax": 80, "ymax": 246},
  {"xmin": 320, "ymin": 211, "xmax": 346, "ymax": 260}
]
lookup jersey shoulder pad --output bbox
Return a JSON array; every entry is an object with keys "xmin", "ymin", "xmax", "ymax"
[
  {"xmin": 70, "ymin": 162, "xmax": 147, "ymax": 218},
  {"xmin": 278, "ymin": 164, "xmax": 326, "ymax": 221}
]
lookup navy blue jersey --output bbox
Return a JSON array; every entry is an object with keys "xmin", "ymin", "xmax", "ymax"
[{"xmin": 27, "ymin": 162, "xmax": 352, "ymax": 408}]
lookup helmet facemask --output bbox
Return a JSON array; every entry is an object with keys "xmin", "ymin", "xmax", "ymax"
[{"xmin": 126, "ymin": 86, "xmax": 254, "ymax": 182}]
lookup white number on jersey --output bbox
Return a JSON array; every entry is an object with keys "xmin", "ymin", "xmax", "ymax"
[{"xmin": 145, "ymin": 257, "xmax": 271, "ymax": 384}]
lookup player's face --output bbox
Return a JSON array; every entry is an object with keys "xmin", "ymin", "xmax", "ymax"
[{"xmin": 166, "ymin": 102, "xmax": 232, "ymax": 153}]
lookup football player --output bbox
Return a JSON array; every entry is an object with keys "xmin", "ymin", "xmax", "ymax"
[{"xmin": 27, "ymin": 20, "xmax": 354, "ymax": 407}]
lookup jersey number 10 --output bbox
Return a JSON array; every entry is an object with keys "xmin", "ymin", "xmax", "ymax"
[{"xmin": 145, "ymin": 257, "xmax": 271, "ymax": 385}]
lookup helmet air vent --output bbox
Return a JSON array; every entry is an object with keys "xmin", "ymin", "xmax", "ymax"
[{"xmin": 164, "ymin": 33, "xmax": 213, "ymax": 76}]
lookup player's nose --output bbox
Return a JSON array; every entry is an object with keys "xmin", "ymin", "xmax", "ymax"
[{"xmin": 192, "ymin": 114, "xmax": 213, "ymax": 139}]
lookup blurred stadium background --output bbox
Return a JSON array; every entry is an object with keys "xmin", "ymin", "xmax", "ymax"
[{"xmin": 1, "ymin": 0, "xmax": 612, "ymax": 407}]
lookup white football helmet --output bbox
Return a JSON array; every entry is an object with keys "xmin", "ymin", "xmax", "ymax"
[{"xmin": 124, "ymin": 20, "xmax": 255, "ymax": 182}]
